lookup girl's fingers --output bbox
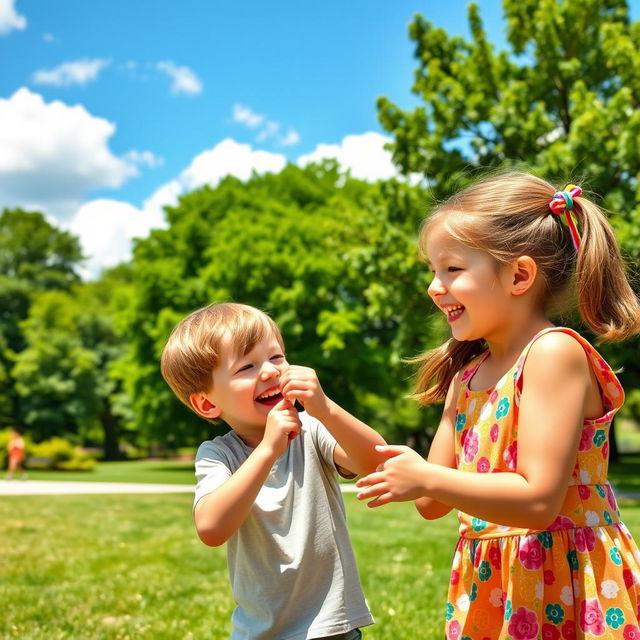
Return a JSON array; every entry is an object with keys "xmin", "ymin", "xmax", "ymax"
[
  {"xmin": 374, "ymin": 444, "xmax": 409, "ymax": 458},
  {"xmin": 365, "ymin": 493, "xmax": 394, "ymax": 508},
  {"xmin": 355, "ymin": 472, "xmax": 384, "ymax": 488},
  {"xmin": 355, "ymin": 482, "xmax": 387, "ymax": 501}
]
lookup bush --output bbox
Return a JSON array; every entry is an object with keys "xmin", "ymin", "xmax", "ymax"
[
  {"xmin": 56, "ymin": 458, "xmax": 96, "ymax": 471},
  {"xmin": 27, "ymin": 437, "xmax": 96, "ymax": 471}
]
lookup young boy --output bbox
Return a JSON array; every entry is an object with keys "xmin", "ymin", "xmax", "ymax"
[{"xmin": 160, "ymin": 302, "xmax": 385, "ymax": 640}]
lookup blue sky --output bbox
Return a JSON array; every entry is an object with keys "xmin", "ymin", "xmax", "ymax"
[{"xmin": 0, "ymin": 1, "xmax": 539, "ymax": 276}]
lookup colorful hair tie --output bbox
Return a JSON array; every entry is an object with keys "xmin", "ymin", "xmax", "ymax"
[{"xmin": 549, "ymin": 184, "xmax": 582, "ymax": 251}]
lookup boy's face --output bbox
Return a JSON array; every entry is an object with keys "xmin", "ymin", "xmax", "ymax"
[{"xmin": 192, "ymin": 329, "xmax": 289, "ymax": 440}]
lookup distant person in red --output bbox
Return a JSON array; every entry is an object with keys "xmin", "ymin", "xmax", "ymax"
[{"xmin": 6, "ymin": 428, "xmax": 26, "ymax": 479}]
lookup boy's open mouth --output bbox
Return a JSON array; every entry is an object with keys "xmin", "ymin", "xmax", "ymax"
[{"xmin": 255, "ymin": 387, "xmax": 283, "ymax": 406}]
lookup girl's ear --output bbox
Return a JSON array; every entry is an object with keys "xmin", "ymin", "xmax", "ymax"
[
  {"xmin": 189, "ymin": 393, "xmax": 222, "ymax": 419},
  {"xmin": 510, "ymin": 256, "xmax": 538, "ymax": 296}
]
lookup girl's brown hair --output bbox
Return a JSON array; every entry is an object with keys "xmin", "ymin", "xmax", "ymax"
[{"xmin": 413, "ymin": 171, "xmax": 640, "ymax": 405}]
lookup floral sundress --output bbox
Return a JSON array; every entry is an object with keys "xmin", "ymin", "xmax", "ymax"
[{"xmin": 446, "ymin": 327, "xmax": 640, "ymax": 640}]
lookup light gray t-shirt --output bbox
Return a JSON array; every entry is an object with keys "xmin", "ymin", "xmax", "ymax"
[{"xmin": 194, "ymin": 411, "xmax": 374, "ymax": 640}]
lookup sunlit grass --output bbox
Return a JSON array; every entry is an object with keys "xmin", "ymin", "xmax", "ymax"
[
  {"xmin": 22, "ymin": 459, "xmax": 195, "ymax": 485},
  {"xmin": 3, "ymin": 492, "xmax": 639, "ymax": 639}
]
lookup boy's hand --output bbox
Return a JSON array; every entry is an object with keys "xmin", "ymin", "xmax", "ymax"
[
  {"xmin": 259, "ymin": 398, "xmax": 301, "ymax": 459},
  {"xmin": 279, "ymin": 365, "xmax": 330, "ymax": 419}
]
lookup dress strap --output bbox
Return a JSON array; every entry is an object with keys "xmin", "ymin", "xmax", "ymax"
[
  {"xmin": 513, "ymin": 327, "xmax": 625, "ymax": 414},
  {"xmin": 459, "ymin": 350, "xmax": 490, "ymax": 388}
]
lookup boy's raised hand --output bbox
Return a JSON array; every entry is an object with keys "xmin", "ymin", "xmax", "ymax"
[
  {"xmin": 279, "ymin": 365, "xmax": 330, "ymax": 420},
  {"xmin": 261, "ymin": 397, "xmax": 302, "ymax": 458}
]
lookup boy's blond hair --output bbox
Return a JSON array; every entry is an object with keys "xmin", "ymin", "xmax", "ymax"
[{"xmin": 160, "ymin": 303, "xmax": 284, "ymax": 411}]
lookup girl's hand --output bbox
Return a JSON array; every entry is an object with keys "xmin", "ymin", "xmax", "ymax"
[
  {"xmin": 279, "ymin": 365, "xmax": 330, "ymax": 420},
  {"xmin": 355, "ymin": 445, "xmax": 429, "ymax": 507}
]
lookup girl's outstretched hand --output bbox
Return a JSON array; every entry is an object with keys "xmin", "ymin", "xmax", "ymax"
[{"xmin": 355, "ymin": 444, "xmax": 429, "ymax": 508}]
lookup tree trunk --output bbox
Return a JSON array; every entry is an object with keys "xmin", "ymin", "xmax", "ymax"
[{"xmin": 100, "ymin": 399, "xmax": 121, "ymax": 461}]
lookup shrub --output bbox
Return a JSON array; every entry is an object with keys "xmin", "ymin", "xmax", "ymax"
[{"xmin": 27, "ymin": 437, "xmax": 96, "ymax": 471}]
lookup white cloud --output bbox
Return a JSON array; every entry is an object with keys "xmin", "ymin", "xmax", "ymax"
[
  {"xmin": 32, "ymin": 58, "xmax": 111, "ymax": 86},
  {"xmin": 232, "ymin": 104, "xmax": 264, "ymax": 128},
  {"xmin": 182, "ymin": 138, "xmax": 286, "ymax": 188},
  {"xmin": 144, "ymin": 138, "xmax": 286, "ymax": 218},
  {"xmin": 57, "ymin": 135, "xmax": 401, "ymax": 278},
  {"xmin": 0, "ymin": 88, "xmax": 140, "ymax": 219},
  {"xmin": 0, "ymin": 0, "xmax": 26, "ymax": 35},
  {"xmin": 42, "ymin": 32, "xmax": 55, "ymax": 43},
  {"xmin": 297, "ymin": 132, "xmax": 397, "ymax": 181},
  {"xmin": 71, "ymin": 139, "xmax": 287, "ymax": 278},
  {"xmin": 232, "ymin": 104, "xmax": 300, "ymax": 146},
  {"xmin": 124, "ymin": 150, "xmax": 164, "ymax": 169},
  {"xmin": 67, "ymin": 199, "xmax": 167, "ymax": 278},
  {"xmin": 280, "ymin": 128, "xmax": 300, "ymax": 147},
  {"xmin": 256, "ymin": 120, "xmax": 280, "ymax": 143},
  {"xmin": 157, "ymin": 61, "xmax": 202, "ymax": 95}
]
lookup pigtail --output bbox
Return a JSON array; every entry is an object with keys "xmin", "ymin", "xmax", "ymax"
[
  {"xmin": 573, "ymin": 198, "xmax": 640, "ymax": 341},
  {"xmin": 410, "ymin": 338, "xmax": 485, "ymax": 405}
]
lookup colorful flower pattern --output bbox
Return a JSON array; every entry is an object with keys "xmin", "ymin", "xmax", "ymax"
[{"xmin": 446, "ymin": 328, "xmax": 640, "ymax": 638}]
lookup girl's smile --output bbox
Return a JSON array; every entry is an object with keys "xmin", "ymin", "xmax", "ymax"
[
  {"xmin": 441, "ymin": 304, "xmax": 465, "ymax": 322},
  {"xmin": 426, "ymin": 226, "xmax": 516, "ymax": 343}
]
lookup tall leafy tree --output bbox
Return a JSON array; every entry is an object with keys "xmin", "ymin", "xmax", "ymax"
[
  {"xmin": 377, "ymin": 0, "xmax": 640, "ymax": 439},
  {"xmin": 116, "ymin": 162, "xmax": 442, "ymax": 449},
  {"xmin": 12, "ymin": 270, "xmax": 130, "ymax": 457},
  {"xmin": 0, "ymin": 209, "xmax": 82, "ymax": 429}
]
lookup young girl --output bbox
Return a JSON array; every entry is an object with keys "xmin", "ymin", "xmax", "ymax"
[{"xmin": 356, "ymin": 172, "xmax": 640, "ymax": 639}]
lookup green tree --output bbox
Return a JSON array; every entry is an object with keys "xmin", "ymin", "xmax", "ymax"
[
  {"xmin": 116, "ymin": 162, "xmax": 442, "ymax": 450},
  {"xmin": 12, "ymin": 270, "xmax": 129, "ymax": 458},
  {"xmin": 377, "ymin": 0, "xmax": 640, "ymax": 437},
  {"xmin": 0, "ymin": 209, "xmax": 83, "ymax": 429}
]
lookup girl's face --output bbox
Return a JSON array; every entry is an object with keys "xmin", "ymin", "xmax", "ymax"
[{"xmin": 426, "ymin": 225, "xmax": 515, "ymax": 343}]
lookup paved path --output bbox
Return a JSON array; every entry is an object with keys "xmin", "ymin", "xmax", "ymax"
[
  {"xmin": 0, "ymin": 480, "xmax": 194, "ymax": 495},
  {"xmin": 0, "ymin": 479, "xmax": 360, "ymax": 496}
]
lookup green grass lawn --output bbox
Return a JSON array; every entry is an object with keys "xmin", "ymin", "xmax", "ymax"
[
  {"xmin": 22, "ymin": 459, "xmax": 196, "ymax": 485},
  {"xmin": 3, "ymin": 493, "xmax": 640, "ymax": 640}
]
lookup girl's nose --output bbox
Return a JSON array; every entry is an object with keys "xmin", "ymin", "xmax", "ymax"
[{"xmin": 427, "ymin": 275, "xmax": 446, "ymax": 298}]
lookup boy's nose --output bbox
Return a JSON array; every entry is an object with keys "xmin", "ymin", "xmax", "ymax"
[{"xmin": 260, "ymin": 362, "xmax": 279, "ymax": 380}]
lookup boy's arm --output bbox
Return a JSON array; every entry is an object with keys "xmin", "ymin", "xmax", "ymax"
[
  {"xmin": 280, "ymin": 366, "xmax": 386, "ymax": 477},
  {"xmin": 194, "ymin": 399, "xmax": 300, "ymax": 546},
  {"xmin": 195, "ymin": 447, "xmax": 279, "ymax": 546}
]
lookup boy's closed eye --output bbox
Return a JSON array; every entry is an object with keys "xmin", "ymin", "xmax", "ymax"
[
  {"xmin": 234, "ymin": 363, "xmax": 253, "ymax": 374},
  {"xmin": 234, "ymin": 354, "xmax": 285, "ymax": 375}
]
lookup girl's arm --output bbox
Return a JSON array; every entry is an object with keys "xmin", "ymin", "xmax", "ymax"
[
  {"xmin": 357, "ymin": 332, "xmax": 593, "ymax": 530},
  {"xmin": 414, "ymin": 374, "xmax": 459, "ymax": 520}
]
